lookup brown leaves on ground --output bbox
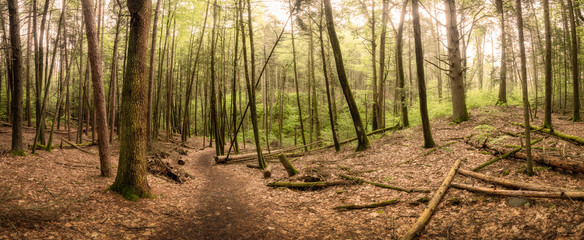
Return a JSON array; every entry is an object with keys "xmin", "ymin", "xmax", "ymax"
[{"xmin": 1, "ymin": 106, "xmax": 584, "ymax": 239}]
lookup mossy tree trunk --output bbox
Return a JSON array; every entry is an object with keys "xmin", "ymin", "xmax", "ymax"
[
  {"xmin": 324, "ymin": 0, "xmax": 370, "ymax": 152},
  {"xmin": 110, "ymin": 0, "xmax": 152, "ymax": 200}
]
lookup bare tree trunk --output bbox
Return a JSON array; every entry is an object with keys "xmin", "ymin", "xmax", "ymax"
[
  {"xmin": 496, "ymin": 0, "xmax": 507, "ymax": 104},
  {"xmin": 81, "ymin": 0, "xmax": 112, "ymax": 177},
  {"xmin": 515, "ymin": 0, "xmax": 533, "ymax": 175},
  {"xmin": 566, "ymin": 0, "xmax": 581, "ymax": 121},
  {"xmin": 395, "ymin": 0, "xmax": 409, "ymax": 127},
  {"xmin": 444, "ymin": 0, "xmax": 468, "ymax": 123},
  {"xmin": 324, "ymin": 0, "xmax": 370, "ymax": 151},
  {"xmin": 8, "ymin": 0, "xmax": 24, "ymax": 155},
  {"xmin": 147, "ymin": 0, "xmax": 162, "ymax": 145},
  {"xmin": 109, "ymin": 3, "xmax": 122, "ymax": 143},
  {"xmin": 412, "ymin": 0, "xmax": 435, "ymax": 148},
  {"xmin": 110, "ymin": 0, "xmax": 152, "ymax": 200},
  {"xmin": 231, "ymin": 0, "xmax": 240, "ymax": 153},
  {"xmin": 377, "ymin": 0, "xmax": 389, "ymax": 129},
  {"xmin": 319, "ymin": 1, "xmax": 339, "ymax": 152},
  {"xmin": 289, "ymin": 0, "xmax": 307, "ymax": 151},
  {"xmin": 210, "ymin": 0, "xmax": 224, "ymax": 156}
]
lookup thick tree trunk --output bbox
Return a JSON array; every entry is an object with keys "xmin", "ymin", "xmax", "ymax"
[
  {"xmin": 8, "ymin": 0, "xmax": 24, "ymax": 155},
  {"xmin": 412, "ymin": 0, "xmax": 435, "ymax": 148},
  {"xmin": 444, "ymin": 0, "xmax": 468, "ymax": 123},
  {"xmin": 324, "ymin": 0, "xmax": 370, "ymax": 151},
  {"xmin": 110, "ymin": 0, "xmax": 152, "ymax": 200},
  {"xmin": 81, "ymin": 0, "xmax": 112, "ymax": 177}
]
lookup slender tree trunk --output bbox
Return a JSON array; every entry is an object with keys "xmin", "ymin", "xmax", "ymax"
[
  {"xmin": 496, "ymin": 0, "xmax": 507, "ymax": 104},
  {"xmin": 109, "ymin": 3, "xmax": 122, "ymax": 143},
  {"xmin": 324, "ymin": 0, "xmax": 370, "ymax": 151},
  {"xmin": 566, "ymin": 0, "xmax": 581, "ymax": 121},
  {"xmin": 182, "ymin": 0, "xmax": 210, "ymax": 142},
  {"xmin": 81, "ymin": 0, "xmax": 112, "ymax": 177},
  {"xmin": 412, "ymin": 0, "xmax": 435, "ymax": 148},
  {"xmin": 240, "ymin": 0, "xmax": 266, "ymax": 168},
  {"xmin": 377, "ymin": 0, "xmax": 389, "ymax": 129},
  {"xmin": 231, "ymin": 0, "xmax": 240, "ymax": 153},
  {"xmin": 396, "ymin": 0, "xmax": 409, "ymax": 127},
  {"xmin": 444, "ymin": 0, "xmax": 468, "ymax": 123},
  {"xmin": 110, "ymin": 0, "xmax": 152, "ymax": 200},
  {"xmin": 25, "ymin": 14, "xmax": 31, "ymax": 127},
  {"xmin": 147, "ymin": 0, "xmax": 162, "ymax": 145},
  {"xmin": 8, "ymin": 0, "xmax": 24, "ymax": 155},
  {"xmin": 289, "ymin": 0, "xmax": 307, "ymax": 151},
  {"xmin": 210, "ymin": 0, "xmax": 224, "ymax": 156},
  {"xmin": 515, "ymin": 0, "xmax": 533, "ymax": 175},
  {"xmin": 369, "ymin": 0, "xmax": 378, "ymax": 130},
  {"xmin": 319, "ymin": 1, "xmax": 339, "ymax": 152}
]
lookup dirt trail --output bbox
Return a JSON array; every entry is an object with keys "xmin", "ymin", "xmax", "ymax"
[{"xmin": 154, "ymin": 148, "xmax": 280, "ymax": 239}]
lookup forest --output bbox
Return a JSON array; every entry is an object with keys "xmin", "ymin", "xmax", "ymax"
[{"xmin": 1, "ymin": 0, "xmax": 584, "ymax": 238}]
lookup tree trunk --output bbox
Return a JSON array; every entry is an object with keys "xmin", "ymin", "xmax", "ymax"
[
  {"xmin": 240, "ymin": 0, "xmax": 266, "ymax": 169},
  {"xmin": 8, "ymin": 0, "xmax": 24, "ymax": 155},
  {"xmin": 412, "ymin": 0, "xmax": 435, "ymax": 148},
  {"xmin": 395, "ymin": 0, "xmax": 409, "ymax": 127},
  {"xmin": 289, "ymin": 1, "xmax": 307, "ymax": 151},
  {"xmin": 110, "ymin": 0, "xmax": 152, "ymax": 200},
  {"xmin": 323, "ymin": 0, "xmax": 370, "ymax": 151},
  {"xmin": 210, "ymin": 0, "xmax": 223, "ymax": 156},
  {"xmin": 109, "ymin": 3, "xmax": 122, "ymax": 144},
  {"xmin": 444, "ymin": 0, "xmax": 468, "ymax": 123},
  {"xmin": 496, "ymin": 0, "xmax": 507, "ymax": 104},
  {"xmin": 377, "ymin": 0, "xmax": 389, "ymax": 129},
  {"xmin": 319, "ymin": 1, "xmax": 340, "ymax": 152},
  {"xmin": 81, "ymin": 0, "xmax": 112, "ymax": 177},
  {"xmin": 566, "ymin": 0, "xmax": 581, "ymax": 121},
  {"xmin": 515, "ymin": 0, "xmax": 533, "ymax": 175},
  {"xmin": 147, "ymin": 0, "xmax": 162, "ymax": 146}
]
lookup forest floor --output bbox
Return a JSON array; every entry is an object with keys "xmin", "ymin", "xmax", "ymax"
[{"xmin": 1, "ymin": 105, "xmax": 584, "ymax": 239}]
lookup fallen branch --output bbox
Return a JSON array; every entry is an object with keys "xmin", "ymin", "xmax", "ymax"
[
  {"xmin": 279, "ymin": 154, "xmax": 299, "ymax": 177},
  {"xmin": 333, "ymin": 199, "xmax": 398, "ymax": 211},
  {"xmin": 458, "ymin": 169, "xmax": 577, "ymax": 192},
  {"xmin": 61, "ymin": 139, "xmax": 96, "ymax": 155},
  {"xmin": 451, "ymin": 182, "xmax": 584, "ymax": 199},
  {"xmin": 215, "ymin": 141, "xmax": 322, "ymax": 163},
  {"xmin": 518, "ymin": 124, "xmax": 584, "ymax": 145},
  {"xmin": 263, "ymin": 165, "xmax": 273, "ymax": 178},
  {"xmin": 472, "ymin": 138, "xmax": 543, "ymax": 171},
  {"xmin": 339, "ymin": 174, "xmax": 430, "ymax": 193},
  {"xmin": 514, "ymin": 152, "xmax": 584, "ymax": 173},
  {"xmin": 401, "ymin": 158, "xmax": 462, "ymax": 240},
  {"xmin": 266, "ymin": 181, "xmax": 352, "ymax": 189}
]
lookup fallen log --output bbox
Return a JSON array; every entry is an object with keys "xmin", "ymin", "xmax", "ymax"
[
  {"xmin": 339, "ymin": 174, "xmax": 430, "ymax": 193},
  {"xmin": 514, "ymin": 152, "xmax": 584, "ymax": 173},
  {"xmin": 263, "ymin": 165, "xmax": 273, "ymax": 178},
  {"xmin": 215, "ymin": 141, "xmax": 322, "ymax": 163},
  {"xmin": 61, "ymin": 139, "xmax": 96, "ymax": 155},
  {"xmin": 266, "ymin": 181, "xmax": 351, "ymax": 189},
  {"xmin": 401, "ymin": 158, "xmax": 462, "ymax": 240},
  {"xmin": 147, "ymin": 158, "xmax": 185, "ymax": 183},
  {"xmin": 458, "ymin": 169, "xmax": 577, "ymax": 192},
  {"xmin": 246, "ymin": 164, "xmax": 262, "ymax": 169},
  {"xmin": 424, "ymin": 141, "xmax": 458, "ymax": 156},
  {"xmin": 451, "ymin": 182, "xmax": 584, "ymax": 200},
  {"xmin": 218, "ymin": 124, "xmax": 401, "ymax": 163},
  {"xmin": 333, "ymin": 199, "xmax": 398, "ymax": 211},
  {"xmin": 279, "ymin": 154, "xmax": 299, "ymax": 177},
  {"xmin": 473, "ymin": 138, "xmax": 543, "ymax": 171},
  {"xmin": 519, "ymin": 124, "xmax": 584, "ymax": 145}
]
